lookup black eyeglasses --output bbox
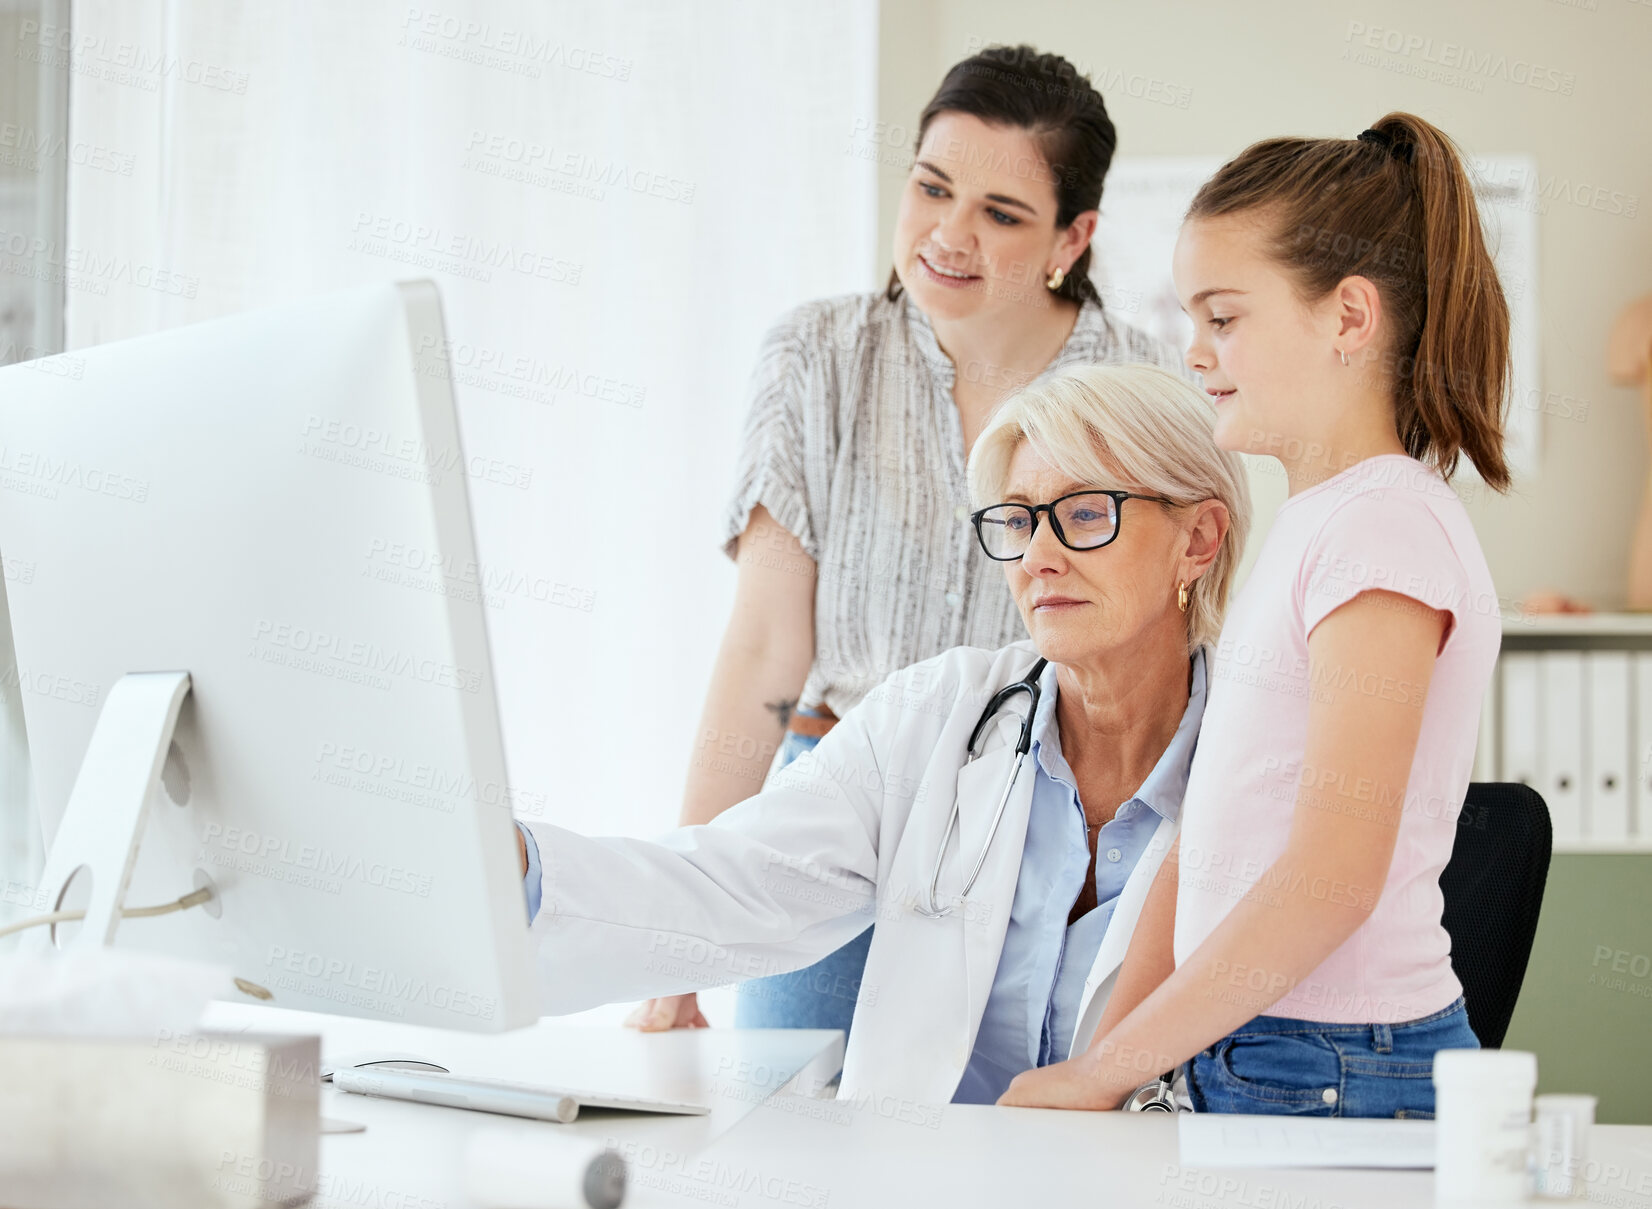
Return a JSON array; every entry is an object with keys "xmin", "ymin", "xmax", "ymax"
[{"xmin": 970, "ymin": 490, "xmax": 1173, "ymax": 561}]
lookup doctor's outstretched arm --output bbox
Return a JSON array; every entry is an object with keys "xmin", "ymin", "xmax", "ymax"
[{"xmin": 513, "ymin": 698, "xmax": 892, "ymax": 1018}]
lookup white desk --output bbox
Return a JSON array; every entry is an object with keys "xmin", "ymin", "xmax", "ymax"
[
  {"xmin": 200, "ymin": 1005, "xmax": 1652, "ymax": 1208},
  {"xmin": 684, "ymin": 1097, "xmax": 1652, "ymax": 1209},
  {"xmin": 200, "ymin": 1002, "xmax": 844, "ymax": 1206}
]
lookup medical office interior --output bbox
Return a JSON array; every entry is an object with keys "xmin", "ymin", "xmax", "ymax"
[{"xmin": 1, "ymin": 0, "xmax": 1651, "ymax": 1206}]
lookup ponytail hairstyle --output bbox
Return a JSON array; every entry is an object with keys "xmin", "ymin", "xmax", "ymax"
[
  {"xmin": 886, "ymin": 44, "xmax": 1116, "ymax": 310},
  {"xmin": 1187, "ymin": 112, "xmax": 1511, "ymax": 490}
]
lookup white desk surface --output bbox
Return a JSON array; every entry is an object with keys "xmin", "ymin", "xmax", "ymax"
[
  {"xmin": 200, "ymin": 1005, "xmax": 1652, "ymax": 1209},
  {"xmin": 200, "ymin": 1002, "xmax": 844, "ymax": 1206},
  {"xmin": 687, "ymin": 1097, "xmax": 1652, "ymax": 1209}
]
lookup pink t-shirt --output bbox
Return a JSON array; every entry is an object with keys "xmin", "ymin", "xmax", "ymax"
[{"xmin": 1174, "ymin": 454, "xmax": 1501, "ymax": 1024}]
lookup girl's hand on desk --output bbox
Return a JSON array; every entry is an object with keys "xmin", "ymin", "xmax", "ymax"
[
  {"xmin": 625, "ymin": 993, "xmax": 710, "ymax": 1032},
  {"xmin": 996, "ymin": 1053, "xmax": 1136, "ymax": 1110}
]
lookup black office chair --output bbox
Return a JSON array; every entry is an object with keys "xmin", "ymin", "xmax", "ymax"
[{"xmin": 1437, "ymin": 782, "xmax": 1552, "ymax": 1048}]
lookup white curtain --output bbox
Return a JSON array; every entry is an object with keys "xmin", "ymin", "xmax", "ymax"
[
  {"xmin": 0, "ymin": 0, "xmax": 66, "ymax": 933},
  {"xmin": 61, "ymin": 0, "xmax": 878, "ymax": 863}
]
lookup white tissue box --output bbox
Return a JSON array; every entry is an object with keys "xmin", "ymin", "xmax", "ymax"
[{"xmin": 0, "ymin": 1030, "xmax": 319, "ymax": 1209}]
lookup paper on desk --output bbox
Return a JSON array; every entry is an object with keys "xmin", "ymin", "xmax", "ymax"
[
  {"xmin": 1178, "ymin": 1114, "xmax": 1436, "ymax": 1169},
  {"xmin": 0, "ymin": 948, "xmax": 229, "ymax": 1038}
]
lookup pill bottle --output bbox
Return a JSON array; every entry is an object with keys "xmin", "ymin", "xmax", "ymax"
[
  {"xmin": 1434, "ymin": 1048, "xmax": 1537, "ymax": 1204},
  {"xmin": 1532, "ymin": 1093, "xmax": 1596, "ymax": 1199}
]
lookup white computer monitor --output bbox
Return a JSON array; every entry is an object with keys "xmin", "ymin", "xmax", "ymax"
[{"xmin": 0, "ymin": 281, "xmax": 538, "ymax": 1031}]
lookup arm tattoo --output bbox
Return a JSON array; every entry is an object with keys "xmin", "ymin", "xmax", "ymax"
[{"xmin": 765, "ymin": 698, "xmax": 797, "ymax": 730}]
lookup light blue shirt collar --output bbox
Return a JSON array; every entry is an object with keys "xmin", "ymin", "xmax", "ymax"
[
  {"xmin": 1027, "ymin": 646, "xmax": 1208, "ymax": 824},
  {"xmin": 951, "ymin": 645, "xmax": 1210, "ymax": 1103}
]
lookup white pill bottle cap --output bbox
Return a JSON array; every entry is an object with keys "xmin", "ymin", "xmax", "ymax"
[{"xmin": 1433, "ymin": 1048, "xmax": 1537, "ymax": 1091}]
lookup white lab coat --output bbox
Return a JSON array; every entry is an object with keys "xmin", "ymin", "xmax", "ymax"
[{"xmin": 523, "ymin": 638, "xmax": 1179, "ymax": 1105}]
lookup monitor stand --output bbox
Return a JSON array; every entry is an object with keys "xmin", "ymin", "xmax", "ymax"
[
  {"xmin": 34, "ymin": 669, "xmax": 377, "ymax": 1134},
  {"xmin": 30, "ymin": 670, "xmax": 193, "ymax": 951}
]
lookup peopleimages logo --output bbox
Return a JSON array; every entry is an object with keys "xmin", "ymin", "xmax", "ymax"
[
  {"xmin": 462, "ymin": 131, "xmax": 695, "ymax": 204},
  {"xmin": 313, "ymin": 738, "xmax": 550, "ymax": 817},
  {"xmin": 265, "ymin": 944, "xmax": 497, "ymax": 1021},
  {"xmin": 347, "ymin": 211, "xmax": 582, "ymax": 286},
  {"xmin": 299, "ymin": 413, "xmax": 534, "ymax": 489},
  {"xmin": 199, "ymin": 823, "xmax": 434, "ymax": 897},
  {"xmin": 412, "ymin": 333, "xmax": 645, "ymax": 408},
  {"xmin": 16, "ymin": 19, "xmax": 251, "ymax": 94},
  {"xmin": 0, "ymin": 123, "xmax": 135, "ymax": 175},
  {"xmin": 1343, "ymin": 22, "xmax": 1576, "ymax": 96},
  {"xmin": 361, "ymin": 538, "xmax": 597, "ymax": 615},
  {"xmin": 0, "ymin": 226, "xmax": 199, "ymax": 299},
  {"xmin": 0, "ymin": 664, "xmax": 100, "ymax": 708},
  {"xmin": 0, "ymin": 442, "xmax": 150, "ymax": 502},
  {"xmin": 398, "ymin": 9, "xmax": 633, "ymax": 82},
  {"xmin": 0, "ymin": 340, "xmax": 85, "ymax": 379},
  {"xmin": 248, "ymin": 618, "xmax": 484, "ymax": 694}
]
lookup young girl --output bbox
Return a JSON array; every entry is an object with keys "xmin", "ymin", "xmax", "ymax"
[{"xmin": 999, "ymin": 112, "xmax": 1508, "ymax": 1117}]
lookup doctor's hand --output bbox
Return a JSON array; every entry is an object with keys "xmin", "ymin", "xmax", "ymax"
[
  {"xmin": 996, "ymin": 1053, "xmax": 1135, "ymax": 1111},
  {"xmin": 625, "ymin": 993, "xmax": 710, "ymax": 1032}
]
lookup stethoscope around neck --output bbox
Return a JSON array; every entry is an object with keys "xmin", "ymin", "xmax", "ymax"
[{"xmin": 915, "ymin": 657, "xmax": 1049, "ymax": 918}]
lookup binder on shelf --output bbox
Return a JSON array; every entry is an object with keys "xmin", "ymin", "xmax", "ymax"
[
  {"xmin": 1472, "ymin": 687, "xmax": 1496, "ymax": 784},
  {"xmin": 1539, "ymin": 652, "xmax": 1586, "ymax": 845},
  {"xmin": 1634, "ymin": 654, "xmax": 1652, "ymax": 841},
  {"xmin": 1499, "ymin": 653, "xmax": 1542, "ymax": 790},
  {"xmin": 1586, "ymin": 652, "xmax": 1632, "ymax": 843}
]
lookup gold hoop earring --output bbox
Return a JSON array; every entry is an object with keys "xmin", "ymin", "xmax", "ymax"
[
  {"xmin": 1177, "ymin": 580, "xmax": 1190, "ymax": 614},
  {"xmin": 1045, "ymin": 266, "xmax": 1065, "ymax": 291},
  {"xmin": 1338, "ymin": 349, "xmax": 1350, "ymax": 367}
]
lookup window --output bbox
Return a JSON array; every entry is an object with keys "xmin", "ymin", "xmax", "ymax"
[{"xmin": 0, "ymin": 0, "xmax": 68, "ymax": 930}]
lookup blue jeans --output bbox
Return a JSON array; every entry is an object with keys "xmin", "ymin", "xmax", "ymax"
[
  {"xmin": 1186, "ymin": 996, "xmax": 1479, "ymax": 1118},
  {"xmin": 734, "ymin": 712, "xmax": 874, "ymax": 1032}
]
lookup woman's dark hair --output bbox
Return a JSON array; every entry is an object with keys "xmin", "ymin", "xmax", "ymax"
[
  {"xmin": 885, "ymin": 44, "xmax": 1116, "ymax": 309},
  {"xmin": 1187, "ymin": 112, "xmax": 1511, "ymax": 491}
]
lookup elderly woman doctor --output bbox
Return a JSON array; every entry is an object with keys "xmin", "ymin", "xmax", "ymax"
[{"xmin": 514, "ymin": 363, "xmax": 1249, "ymax": 1106}]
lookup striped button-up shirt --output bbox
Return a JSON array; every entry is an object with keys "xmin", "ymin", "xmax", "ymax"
[{"xmin": 722, "ymin": 289, "xmax": 1183, "ymax": 717}]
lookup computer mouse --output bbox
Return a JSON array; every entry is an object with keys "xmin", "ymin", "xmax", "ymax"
[{"xmin": 319, "ymin": 1051, "xmax": 452, "ymax": 1081}]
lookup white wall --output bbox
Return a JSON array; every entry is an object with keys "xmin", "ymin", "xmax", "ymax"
[
  {"xmin": 59, "ymin": 0, "xmax": 878, "ymax": 855},
  {"xmin": 877, "ymin": 0, "xmax": 1652, "ymax": 608}
]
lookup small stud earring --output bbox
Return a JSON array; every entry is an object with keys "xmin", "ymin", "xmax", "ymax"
[
  {"xmin": 1177, "ymin": 580, "xmax": 1190, "ymax": 613},
  {"xmin": 1045, "ymin": 266, "xmax": 1065, "ymax": 291},
  {"xmin": 1338, "ymin": 349, "xmax": 1350, "ymax": 367}
]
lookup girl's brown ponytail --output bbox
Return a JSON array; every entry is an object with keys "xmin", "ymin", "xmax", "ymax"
[{"xmin": 1189, "ymin": 112, "xmax": 1511, "ymax": 490}]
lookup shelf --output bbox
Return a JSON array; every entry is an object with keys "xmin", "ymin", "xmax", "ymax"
[
  {"xmin": 1501, "ymin": 613, "xmax": 1652, "ymax": 652},
  {"xmin": 1503, "ymin": 613, "xmax": 1652, "ymax": 638},
  {"xmin": 1551, "ymin": 840, "xmax": 1652, "ymax": 855},
  {"xmin": 1488, "ymin": 626, "xmax": 1652, "ymax": 851}
]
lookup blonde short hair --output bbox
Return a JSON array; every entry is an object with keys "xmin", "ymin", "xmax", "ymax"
[{"xmin": 967, "ymin": 363, "xmax": 1252, "ymax": 655}]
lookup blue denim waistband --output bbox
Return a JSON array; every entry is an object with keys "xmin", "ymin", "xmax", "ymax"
[{"xmin": 1224, "ymin": 995, "xmax": 1468, "ymax": 1038}]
